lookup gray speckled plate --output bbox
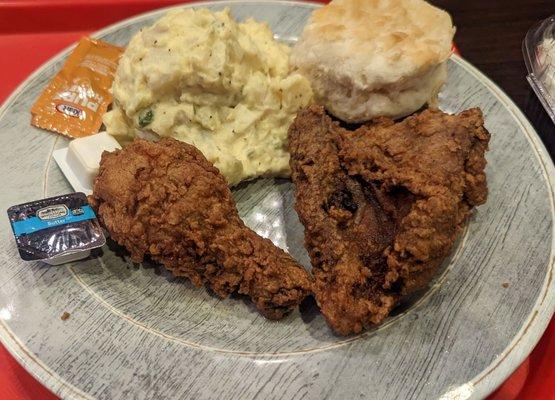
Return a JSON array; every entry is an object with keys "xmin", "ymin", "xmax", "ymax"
[{"xmin": 0, "ymin": 1, "xmax": 554, "ymax": 399}]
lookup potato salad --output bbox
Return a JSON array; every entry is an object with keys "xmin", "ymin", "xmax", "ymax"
[{"xmin": 103, "ymin": 8, "xmax": 313, "ymax": 185}]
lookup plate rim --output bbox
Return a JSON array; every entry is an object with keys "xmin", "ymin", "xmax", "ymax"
[{"xmin": 0, "ymin": 1, "xmax": 554, "ymax": 399}]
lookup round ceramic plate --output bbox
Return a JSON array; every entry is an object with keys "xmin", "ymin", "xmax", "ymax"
[{"xmin": 0, "ymin": 1, "xmax": 554, "ymax": 399}]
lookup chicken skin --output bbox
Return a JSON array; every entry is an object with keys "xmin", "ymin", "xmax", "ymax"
[
  {"xmin": 288, "ymin": 105, "xmax": 489, "ymax": 335},
  {"xmin": 89, "ymin": 138, "xmax": 312, "ymax": 319}
]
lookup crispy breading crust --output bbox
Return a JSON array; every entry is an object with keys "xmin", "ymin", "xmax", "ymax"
[
  {"xmin": 288, "ymin": 105, "xmax": 489, "ymax": 335},
  {"xmin": 89, "ymin": 138, "xmax": 312, "ymax": 320}
]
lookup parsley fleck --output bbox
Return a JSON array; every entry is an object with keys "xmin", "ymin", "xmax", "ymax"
[{"xmin": 138, "ymin": 110, "xmax": 154, "ymax": 127}]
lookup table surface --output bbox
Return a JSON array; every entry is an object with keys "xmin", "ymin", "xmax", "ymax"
[
  {"xmin": 433, "ymin": 0, "xmax": 555, "ymax": 149},
  {"xmin": 0, "ymin": 0, "xmax": 554, "ymax": 399}
]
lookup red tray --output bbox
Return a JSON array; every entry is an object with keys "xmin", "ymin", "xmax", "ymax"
[{"xmin": 0, "ymin": 1, "xmax": 554, "ymax": 399}]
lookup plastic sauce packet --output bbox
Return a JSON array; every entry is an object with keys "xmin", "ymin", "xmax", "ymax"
[
  {"xmin": 31, "ymin": 37, "xmax": 123, "ymax": 138},
  {"xmin": 7, "ymin": 193, "xmax": 105, "ymax": 265}
]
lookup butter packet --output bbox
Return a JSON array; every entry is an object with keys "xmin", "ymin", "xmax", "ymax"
[
  {"xmin": 7, "ymin": 193, "xmax": 105, "ymax": 265},
  {"xmin": 31, "ymin": 37, "xmax": 123, "ymax": 138}
]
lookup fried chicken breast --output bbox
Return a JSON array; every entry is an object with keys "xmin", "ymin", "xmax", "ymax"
[
  {"xmin": 89, "ymin": 138, "xmax": 312, "ymax": 319},
  {"xmin": 288, "ymin": 105, "xmax": 489, "ymax": 335}
]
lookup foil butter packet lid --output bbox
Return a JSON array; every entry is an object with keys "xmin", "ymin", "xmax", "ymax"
[{"xmin": 7, "ymin": 193, "xmax": 105, "ymax": 265}]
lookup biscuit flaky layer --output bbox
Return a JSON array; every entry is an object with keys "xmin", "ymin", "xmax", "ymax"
[{"xmin": 291, "ymin": 0, "xmax": 455, "ymax": 122}]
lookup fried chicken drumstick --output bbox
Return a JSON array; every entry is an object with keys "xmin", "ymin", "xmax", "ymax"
[
  {"xmin": 89, "ymin": 138, "xmax": 312, "ymax": 319},
  {"xmin": 288, "ymin": 105, "xmax": 489, "ymax": 335}
]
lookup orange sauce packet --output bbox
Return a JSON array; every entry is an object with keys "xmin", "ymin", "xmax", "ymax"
[{"xmin": 31, "ymin": 37, "xmax": 123, "ymax": 138}]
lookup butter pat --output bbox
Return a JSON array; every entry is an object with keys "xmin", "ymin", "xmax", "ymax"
[
  {"xmin": 67, "ymin": 131, "xmax": 121, "ymax": 188},
  {"xmin": 53, "ymin": 131, "xmax": 121, "ymax": 195}
]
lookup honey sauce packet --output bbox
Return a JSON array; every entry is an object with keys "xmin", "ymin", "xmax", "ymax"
[{"xmin": 31, "ymin": 37, "xmax": 123, "ymax": 138}]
